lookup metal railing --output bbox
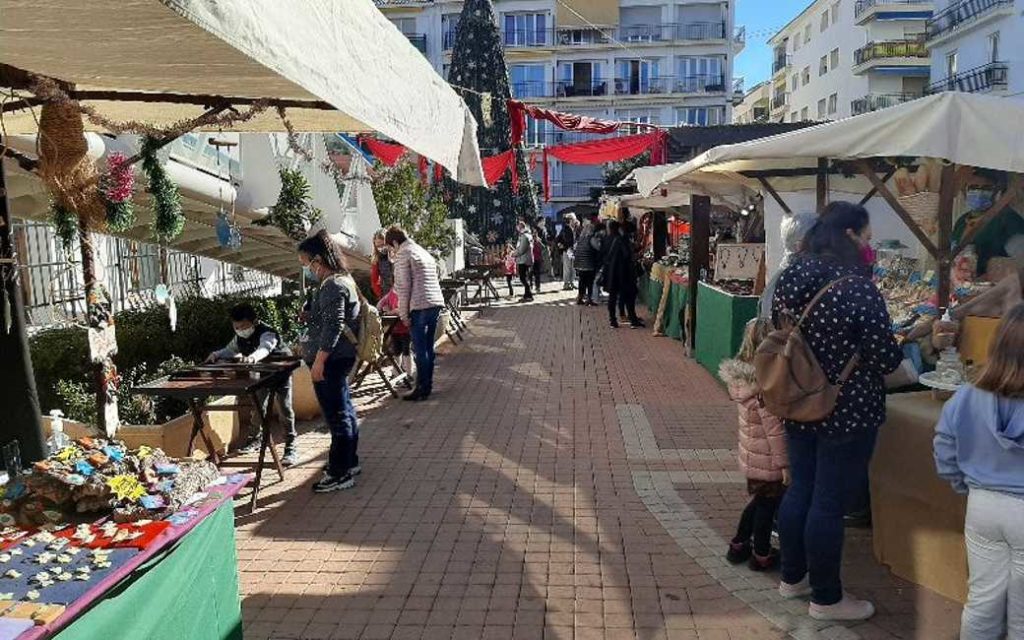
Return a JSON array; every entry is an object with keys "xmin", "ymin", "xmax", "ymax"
[
  {"xmin": 855, "ymin": 0, "xmax": 934, "ymax": 18},
  {"xmin": 442, "ymin": 30, "xmax": 457, "ymax": 51},
  {"xmin": 926, "ymin": 0, "xmax": 1013, "ymax": 41},
  {"xmin": 617, "ymin": 22, "xmax": 727, "ymax": 42},
  {"xmin": 927, "ymin": 61, "xmax": 1009, "ymax": 93},
  {"xmin": 405, "ymin": 34, "xmax": 427, "ymax": 54},
  {"xmin": 850, "ymin": 93, "xmax": 921, "ymax": 115},
  {"xmin": 771, "ymin": 90, "xmax": 789, "ymax": 109},
  {"xmin": 502, "ymin": 28, "xmax": 554, "ymax": 48},
  {"xmin": 510, "ymin": 81, "xmax": 552, "ymax": 99},
  {"xmin": 733, "ymin": 25, "xmax": 747, "ymax": 45},
  {"xmin": 515, "ymin": 75, "xmax": 728, "ymax": 98},
  {"xmin": 773, "ymin": 52, "xmax": 790, "ymax": 75},
  {"xmin": 854, "ymin": 39, "xmax": 928, "ymax": 65},
  {"xmin": 547, "ymin": 181, "xmax": 606, "ymax": 200}
]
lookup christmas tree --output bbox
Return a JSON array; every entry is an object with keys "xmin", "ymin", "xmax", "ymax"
[{"xmin": 444, "ymin": 0, "xmax": 539, "ymax": 245}]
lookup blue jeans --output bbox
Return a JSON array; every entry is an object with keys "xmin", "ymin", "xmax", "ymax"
[
  {"xmin": 312, "ymin": 358, "xmax": 358, "ymax": 476},
  {"xmin": 410, "ymin": 307, "xmax": 442, "ymax": 395},
  {"xmin": 779, "ymin": 425, "xmax": 877, "ymax": 605}
]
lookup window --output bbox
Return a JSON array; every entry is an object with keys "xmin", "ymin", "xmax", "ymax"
[
  {"xmin": 791, "ymin": 73, "xmax": 799, "ymax": 91},
  {"xmin": 676, "ymin": 106, "xmax": 725, "ymax": 126},
  {"xmin": 801, "ymin": 106, "xmax": 809, "ymax": 120},
  {"xmin": 442, "ymin": 63, "xmax": 450, "ymax": 80},
  {"xmin": 615, "ymin": 59, "xmax": 662, "ymax": 94},
  {"xmin": 831, "ymin": 2, "xmax": 840, "ymax": 25},
  {"xmin": 442, "ymin": 14, "xmax": 460, "ymax": 50},
  {"xmin": 830, "ymin": 48, "xmax": 840, "ymax": 71},
  {"xmin": 819, "ymin": 55, "xmax": 828, "ymax": 76},
  {"xmin": 794, "ymin": 33, "xmax": 801, "ymax": 51},
  {"xmin": 503, "ymin": 13, "xmax": 548, "ymax": 46},
  {"xmin": 390, "ymin": 18, "xmax": 416, "ymax": 35},
  {"xmin": 804, "ymin": 23, "xmax": 812, "ymax": 44},
  {"xmin": 509, "ymin": 64, "xmax": 546, "ymax": 98},
  {"xmin": 817, "ymin": 99, "xmax": 827, "ymax": 119},
  {"xmin": 946, "ymin": 51, "xmax": 958, "ymax": 78},
  {"xmin": 820, "ymin": 11, "xmax": 829, "ymax": 32},
  {"xmin": 988, "ymin": 32, "xmax": 1000, "ymax": 63},
  {"xmin": 677, "ymin": 56, "xmax": 725, "ymax": 92},
  {"xmin": 802, "ymin": 66, "xmax": 811, "ymax": 85},
  {"xmin": 524, "ymin": 119, "xmax": 549, "ymax": 147},
  {"xmin": 617, "ymin": 111, "xmax": 657, "ymax": 134},
  {"xmin": 828, "ymin": 93, "xmax": 838, "ymax": 115},
  {"xmin": 557, "ymin": 61, "xmax": 606, "ymax": 96},
  {"xmin": 791, "ymin": 112, "xmax": 799, "ymax": 122}
]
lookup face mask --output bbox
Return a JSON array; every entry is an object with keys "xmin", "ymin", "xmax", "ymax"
[
  {"xmin": 966, "ymin": 189, "xmax": 994, "ymax": 212},
  {"xmin": 860, "ymin": 245, "xmax": 877, "ymax": 266},
  {"xmin": 236, "ymin": 327, "xmax": 255, "ymax": 339},
  {"xmin": 303, "ymin": 265, "xmax": 319, "ymax": 283}
]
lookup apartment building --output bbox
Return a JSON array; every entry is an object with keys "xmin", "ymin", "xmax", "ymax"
[
  {"xmin": 924, "ymin": 0, "xmax": 1022, "ymax": 98},
  {"xmin": 376, "ymin": 0, "xmax": 743, "ymax": 215},
  {"xmin": 733, "ymin": 81, "xmax": 771, "ymax": 123},
  {"xmin": 768, "ymin": 0, "xmax": 933, "ymax": 122}
]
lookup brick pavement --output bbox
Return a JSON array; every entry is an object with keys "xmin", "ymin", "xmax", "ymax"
[{"xmin": 234, "ymin": 289, "xmax": 962, "ymax": 640}]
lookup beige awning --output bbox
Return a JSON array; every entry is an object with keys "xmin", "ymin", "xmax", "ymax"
[
  {"xmin": 0, "ymin": 0, "xmax": 486, "ymax": 185},
  {"xmin": 556, "ymin": 0, "xmax": 619, "ymax": 27}
]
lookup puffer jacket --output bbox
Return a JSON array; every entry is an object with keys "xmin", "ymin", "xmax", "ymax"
[{"xmin": 719, "ymin": 358, "xmax": 787, "ymax": 482}]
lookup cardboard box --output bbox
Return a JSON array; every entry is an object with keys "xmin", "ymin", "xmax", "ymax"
[{"xmin": 959, "ymin": 315, "xmax": 1001, "ymax": 366}]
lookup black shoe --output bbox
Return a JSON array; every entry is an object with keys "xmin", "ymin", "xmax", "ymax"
[
  {"xmin": 238, "ymin": 435, "xmax": 262, "ymax": 454},
  {"xmin": 748, "ymin": 548, "xmax": 780, "ymax": 572},
  {"xmin": 726, "ymin": 541, "xmax": 752, "ymax": 564},
  {"xmin": 576, "ymin": 299, "xmax": 586, "ymax": 305},
  {"xmin": 403, "ymin": 390, "xmax": 430, "ymax": 402},
  {"xmin": 629, "ymin": 320, "xmax": 646, "ymax": 329},
  {"xmin": 610, "ymin": 320, "xmax": 620, "ymax": 328},
  {"xmin": 312, "ymin": 472, "xmax": 356, "ymax": 493}
]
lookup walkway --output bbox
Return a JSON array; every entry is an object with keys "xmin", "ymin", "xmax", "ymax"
[{"xmin": 234, "ymin": 290, "xmax": 962, "ymax": 640}]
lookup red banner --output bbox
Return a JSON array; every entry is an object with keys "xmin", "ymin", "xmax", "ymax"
[
  {"xmin": 542, "ymin": 131, "xmax": 668, "ymax": 201},
  {"xmin": 481, "ymin": 150, "xmax": 519, "ymax": 192},
  {"xmin": 357, "ymin": 135, "xmax": 407, "ymax": 166},
  {"xmin": 509, "ymin": 100, "xmax": 622, "ymax": 145}
]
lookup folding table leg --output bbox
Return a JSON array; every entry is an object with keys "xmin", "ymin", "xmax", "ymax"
[
  {"xmin": 187, "ymin": 399, "xmax": 220, "ymax": 466},
  {"xmin": 375, "ymin": 361, "xmax": 400, "ymax": 398},
  {"xmin": 248, "ymin": 391, "xmax": 286, "ymax": 514}
]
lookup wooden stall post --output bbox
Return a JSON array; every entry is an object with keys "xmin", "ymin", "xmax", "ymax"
[
  {"xmin": 0, "ymin": 160, "xmax": 47, "ymax": 462},
  {"xmin": 936, "ymin": 164, "xmax": 957, "ymax": 310},
  {"xmin": 688, "ymin": 195, "xmax": 712, "ymax": 351},
  {"xmin": 816, "ymin": 157, "xmax": 829, "ymax": 213},
  {"xmin": 652, "ymin": 210, "xmax": 668, "ymax": 260}
]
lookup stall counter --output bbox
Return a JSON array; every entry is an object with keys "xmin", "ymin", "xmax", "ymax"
[
  {"xmin": 870, "ymin": 391, "xmax": 967, "ymax": 603},
  {"xmin": 694, "ymin": 282, "xmax": 759, "ymax": 378}
]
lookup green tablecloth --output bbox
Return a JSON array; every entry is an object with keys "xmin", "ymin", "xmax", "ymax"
[
  {"xmin": 694, "ymin": 282, "xmax": 759, "ymax": 378},
  {"xmin": 54, "ymin": 502, "xmax": 242, "ymax": 640},
  {"xmin": 645, "ymin": 278, "xmax": 688, "ymax": 341}
]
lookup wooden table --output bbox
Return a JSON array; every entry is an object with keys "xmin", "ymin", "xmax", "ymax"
[
  {"xmin": 440, "ymin": 280, "xmax": 467, "ymax": 343},
  {"xmin": 351, "ymin": 315, "xmax": 414, "ymax": 398},
  {"xmin": 459, "ymin": 265, "xmax": 502, "ymax": 305},
  {"xmin": 133, "ymin": 358, "xmax": 300, "ymax": 513}
]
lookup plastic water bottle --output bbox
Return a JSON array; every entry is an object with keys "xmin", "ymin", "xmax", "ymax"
[{"xmin": 48, "ymin": 410, "xmax": 69, "ymax": 456}]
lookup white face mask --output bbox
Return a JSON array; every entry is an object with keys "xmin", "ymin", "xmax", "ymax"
[{"xmin": 236, "ymin": 327, "xmax": 255, "ymax": 339}]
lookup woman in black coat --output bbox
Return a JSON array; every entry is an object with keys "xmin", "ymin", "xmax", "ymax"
[{"xmin": 602, "ymin": 220, "xmax": 644, "ymax": 328}]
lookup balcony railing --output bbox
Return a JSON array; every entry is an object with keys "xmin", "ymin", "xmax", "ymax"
[
  {"xmin": 510, "ymin": 81, "xmax": 552, "ymax": 99},
  {"xmin": 522, "ymin": 129, "xmax": 655, "ymax": 148},
  {"xmin": 537, "ymin": 75, "xmax": 726, "ymax": 98},
  {"xmin": 772, "ymin": 53, "xmax": 790, "ymax": 75},
  {"xmin": 443, "ymin": 30, "xmax": 457, "ymax": 51},
  {"xmin": 548, "ymin": 181, "xmax": 606, "ymax": 200},
  {"xmin": 556, "ymin": 28, "xmax": 613, "ymax": 46},
  {"xmin": 771, "ymin": 91, "xmax": 789, "ymax": 110},
  {"xmin": 855, "ymin": 0, "xmax": 933, "ymax": 18},
  {"xmin": 617, "ymin": 22, "xmax": 727, "ymax": 42},
  {"xmin": 851, "ymin": 93, "xmax": 921, "ymax": 115},
  {"xmin": 733, "ymin": 25, "xmax": 746, "ymax": 45},
  {"xmin": 405, "ymin": 34, "xmax": 427, "ymax": 54},
  {"xmin": 854, "ymin": 39, "xmax": 928, "ymax": 65},
  {"xmin": 613, "ymin": 76, "xmax": 675, "ymax": 96},
  {"xmin": 926, "ymin": 0, "xmax": 1013, "ymax": 41},
  {"xmin": 927, "ymin": 61, "xmax": 1009, "ymax": 93},
  {"xmin": 502, "ymin": 29, "xmax": 554, "ymax": 48}
]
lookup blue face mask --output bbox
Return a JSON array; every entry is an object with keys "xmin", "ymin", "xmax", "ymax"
[
  {"xmin": 303, "ymin": 265, "xmax": 319, "ymax": 283},
  {"xmin": 966, "ymin": 189, "xmax": 994, "ymax": 212}
]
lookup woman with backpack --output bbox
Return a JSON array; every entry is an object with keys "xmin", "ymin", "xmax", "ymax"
[
  {"xmin": 298, "ymin": 231, "xmax": 362, "ymax": 493},
  {"xmin": 934, "ymin": 303, "xmax": 1024, "ymax": 640},
  {"xmin": 770, "ymin": 202, "xmax": 902, "ymax": 621},
  {"xmin": 574, "ymin": 221, "xmax": 598, "ymax": 306}
]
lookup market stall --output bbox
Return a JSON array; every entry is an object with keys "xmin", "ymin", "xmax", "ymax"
[
  {"xmin": 0, "ymin": 437, "xmax": 247, "ymax": 639},
  {"xmin": 630, "ymin": 92, "xmax": 1024, "ymax": 597}
]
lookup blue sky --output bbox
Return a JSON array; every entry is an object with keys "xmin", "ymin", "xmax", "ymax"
[{"xmin": 735, "ymin": 0, "xmax": 811, "ymax": 89}]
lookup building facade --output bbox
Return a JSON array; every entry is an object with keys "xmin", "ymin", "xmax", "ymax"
[
  {"xmin": 376, "ymin": 0, "xmax": 743, "ymax": 216},
  {"xmin": 733, "ymin": 81, "xmax": 771, "ymax": 123},
  {"xmin": 852, "ymin": 0, "xmax": 933, "ymax": 115},
  {"xmin": 924, "ymin": 0, "xmax": 1022, "ymax": 99}
]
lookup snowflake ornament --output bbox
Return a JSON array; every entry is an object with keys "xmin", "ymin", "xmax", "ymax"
[
  {"xmin": 467, "ymin": 204, "xmax": 477, "ymax": 214},
  {"xmin": 486, "ymin": 230, "xmax": 499, "ymax": 243},
  {"xmin": 490, "ymin": 212, "xmax": 505, "ymax": 226},
  {"xmin": 492, "ymin": 199, "xmax": 502, "ymax": 207}
]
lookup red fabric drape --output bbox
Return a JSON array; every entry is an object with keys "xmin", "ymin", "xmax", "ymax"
[
  {"xmin": 357, "ymin": 135, "xmax": 407, "ymax": 166},
  {"xmin": 480, "ymin": 150, "xmax": 519, "ymax": 192},
  {"xmin": 543, "ymin": 148, "xmax": 550, "ymax": 203},
  {"xmin": 434, "ymin": 162, "xmax": 445, "ymax": 184},
  {"xmin": 542, "ymin": 131, "xmax": 667, "ymax": 202},
  {"xmin": 418, "ymin": 155, "xmax": 429, "ymax": 186},
  {"xmin": 509, "ymin": 100, "xmax": 623, "ymax": 145}
]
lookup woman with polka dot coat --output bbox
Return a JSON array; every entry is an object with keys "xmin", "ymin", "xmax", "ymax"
[{"xmin": 771, "ymin": 202, "xmax": 902, "ymax": 622}]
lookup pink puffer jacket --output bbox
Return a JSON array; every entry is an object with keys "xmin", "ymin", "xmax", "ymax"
[{"xmin": 718, "ymin": 359, "xmax": 788, "ymax": 482}]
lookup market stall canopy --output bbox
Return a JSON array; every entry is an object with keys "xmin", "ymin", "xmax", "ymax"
[
  {"xmin": 0, "ymin": 0, "xmax": 486, "ymax": 185},
  {"xmin": 634, "ymin": 93, "xmax": 1024, "ymax": 197},
  {"xmin": 617, "ymin": 191, "xmax": 691, "ymax": 210}
]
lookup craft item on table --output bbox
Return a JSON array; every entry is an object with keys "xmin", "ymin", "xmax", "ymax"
[
  {"xmin": 0, "ymin": 617, "xmax": 35, "ymax": 639},
  {"xmin": 3, "ymin": 602, "xmax": 67, "ymax": 626},
  {"xmin": 53, "ymin": 520, "xmax": 170, "ymax": 551},
  {"xmin": 713, "ymin": 243, "xmax": 764, "ymax": 282},
  {"xmin": 155, "ymin": 464, "xmax": 180, "ymax": 476},
  {"xmin": 166, "ymin": 509, "xmax": 199, "ymax": 527}
]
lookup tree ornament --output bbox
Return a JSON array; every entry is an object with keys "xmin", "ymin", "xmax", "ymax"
[
  {"xmin": 481, "ymin": 92, "xmax": 493, "ymax": 126},
  {"xmin": 141, "ymin": 137, "xmax": 185, "ymax": 243},
  {"xmin": 100, "ymin": 152, "xmax": 136, "ymax": 233},
  {"xmin": 50, "ymin": 203, "xmax": 78, "ymax": 251},
  {"xmin": 255, "ymin": 168, "xmax": 323, "ymax": 241}
]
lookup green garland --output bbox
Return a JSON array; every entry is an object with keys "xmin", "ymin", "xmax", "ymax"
[
  {"xmin": 255, "ymin": 168, "xmax": 323, "ymax": 241},
  {"xmin": 50, "ymin": 203, "xmax": 78, "ymax": 250},
  {"xmin": 105, "ymin": 199, "xmax": 135, "ymax": 233},
  {"xmin": 140, "ymin": 137, "xmax": 185, "ymax": 243}
]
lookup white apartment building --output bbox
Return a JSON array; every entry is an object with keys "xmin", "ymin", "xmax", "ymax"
[
  {"xmin": 924, "ymin": 0, "xmax": 1022, "ymax": 98},
  {"xmin": 733, "ymin": 81, "xmax": 771, "ymax": 123},
  {"xmin": 768, "ymin": 0, "xmax": 932, "ymax": 123},
  {"xmin": 376, "ymin": 0, "xmax": 744, "ymax": 215}
]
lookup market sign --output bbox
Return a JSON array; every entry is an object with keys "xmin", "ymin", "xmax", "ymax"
[{"xmin": 714, "ymin": 243, "xmax": 764, "ymax": 282}]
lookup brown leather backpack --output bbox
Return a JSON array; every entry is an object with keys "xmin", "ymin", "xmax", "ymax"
[{"xmin": 754, "ymin": 276, "xmax": 859, "ymax": 422}]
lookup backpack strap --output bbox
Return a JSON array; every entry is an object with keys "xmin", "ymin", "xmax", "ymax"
[{"xmin": 796, "ymin": 275, "xmax": 859, "ymax": 327}]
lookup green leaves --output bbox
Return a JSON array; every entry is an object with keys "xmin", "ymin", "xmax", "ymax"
[
  {"xmin": 256, "ymin": 168, "xmax": 324, "ymax": 241},
  {"xmin": 372, "ymin": 161, "xmax": 456, "ymax": 258},
  {"xmin": 141, "ymin": 137, "xmax": 185, "ymax": 244}
]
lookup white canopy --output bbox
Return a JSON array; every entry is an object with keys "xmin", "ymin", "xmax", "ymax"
[
  {"xmin": 634, "ymin": 93, "xmax": 1024, "ymax": 197},
  {"xmin": 0, "ymin": 0, "xmax": 486, "ymax": 185}
]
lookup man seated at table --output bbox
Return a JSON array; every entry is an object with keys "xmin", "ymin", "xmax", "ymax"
[{"xmin": 206, "ymin": 303, "xmax": 299, "ymax": 466}]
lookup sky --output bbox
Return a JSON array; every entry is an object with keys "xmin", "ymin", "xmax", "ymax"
[{"xmin": 734, "ymin": 0, "xmax": 811, "ymax": 90}]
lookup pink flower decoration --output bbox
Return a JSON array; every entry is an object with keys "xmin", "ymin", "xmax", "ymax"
[{"xmin": 102, "ymin": 152, "xmax": 135, "ymax": 203}]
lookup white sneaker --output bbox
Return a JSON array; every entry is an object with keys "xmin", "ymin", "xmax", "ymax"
[
  {"xmin": 778, "ymin": 577, "xmax": 812, "ymax": 599},
  {"xmin": 808, "ymin": 595, "xmax": 876, "ymax": 621}
]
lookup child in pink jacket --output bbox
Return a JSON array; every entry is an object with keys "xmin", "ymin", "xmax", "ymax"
[{"xmin": 718, "ymin": 318, "xmax": 789, "ymax": 572}]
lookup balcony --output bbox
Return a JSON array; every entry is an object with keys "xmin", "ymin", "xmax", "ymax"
[
  {"xmin": 502, "ymin": 29, "xmax": 554, "ymax": 48},
  {"xmin": 851, "ymin": 93, "xmax": 921, "ymax": 115},
  {"xmin": 926, "ymin": 0, "xmax": 1014, "ymax": 43},
  {"xmin": 853, "ymin": 39, "xmax": 929, "ymax": 73},
  {"xmin": 553, "ymin": 80, "xmax": 610, "ymax": 98},
  {"xmin": 548, "ymin": 181, "xmax": 606, "ymax": 200},
  {"xmin": 405, "ymin": 34, "xmax": 427, "ymax": 54},
  {"xmin": 442, "ymin": 30, "xmax": 457, "ymax": 51},
  {"xmin": 771, "ymin": 91, "xmax": 789, "ymax": 111},
  {"xmin": 772, "ymin": 53, "xmax": 790, "ymax": 76},
  {"xmin": 613, "ymin": 76, "xmax": 675, "ymax": 96},
  {"xmin": 927, "ymin": 61, "xmax": 1009, "ymax": 94},
  {"xmin": 618, "ymin": 22, "xmax": 727, "ymax": 42},
  {"xmin": 555, "ymin": 28, "xmax": 613, "ymax": 47},
  {"xmin": 855, "ymin": 0, "xmax": 934, "ymax": 24},
  {"xmin": 510, "ymin": 81, "xmax": 553, "ymax": 99}
]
